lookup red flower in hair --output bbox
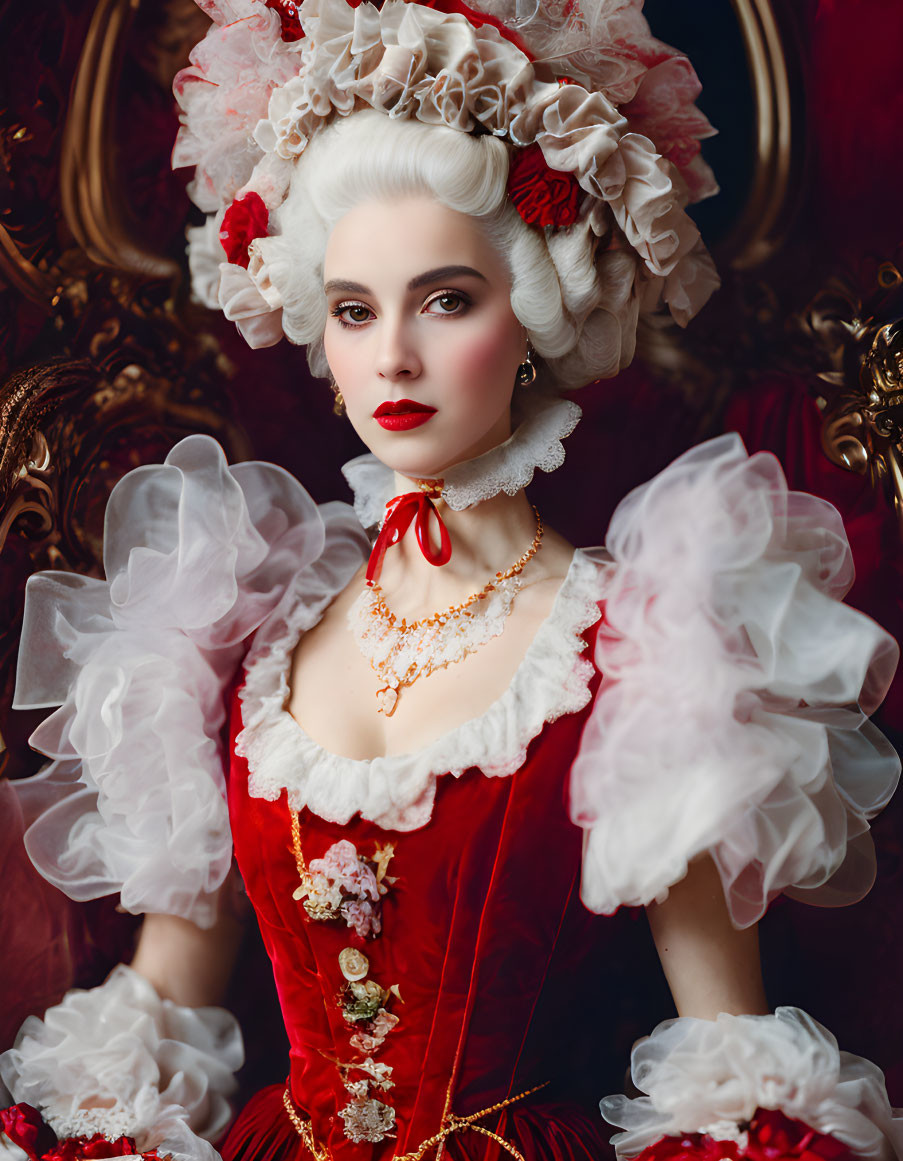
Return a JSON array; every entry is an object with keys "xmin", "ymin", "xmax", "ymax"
[
  {"xmin": 265, "ymin": 0, "xmax": 304, "ymax": 41},
  {"xmin": 0, "ymin": 1104, "xmax": 44, "ymax": 1159},
  {"xmin": 507, "ymin": 143, "xmax": 582, "ymax": 229},
  {"xmin": 220, "ymin": 192, "xmax": 269, "ymax": 268}
]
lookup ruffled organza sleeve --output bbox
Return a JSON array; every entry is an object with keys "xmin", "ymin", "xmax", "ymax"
[
  {"xmin": 12, "ymin": 434, "xmax": 327, "ymax": 928},
  {"xmin": 570, "ymin": 434, "xmax": 900, "ymax": 926}
]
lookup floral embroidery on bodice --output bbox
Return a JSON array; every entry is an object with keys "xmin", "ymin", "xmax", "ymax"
[{"xmin": 227, "ymin": 610, "xmax": 615, "ymax": 1161}]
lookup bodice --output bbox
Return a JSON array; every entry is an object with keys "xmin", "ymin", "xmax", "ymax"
[{"xmin": 227, "ymin": 620, "xmax": 620, "ymax": 1161}]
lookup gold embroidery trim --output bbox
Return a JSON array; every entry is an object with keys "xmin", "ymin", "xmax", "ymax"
[
  {"xmin": 283, "ymin": 1087, "xmax": 332, "ymax": 1161},
  {"xmin": 282, "ymin": 1080, "xmax": 550, "ymax": 1161},
  {"xmin": 289, "ymin": 803, "xmax": 313, "ymax": 897}
]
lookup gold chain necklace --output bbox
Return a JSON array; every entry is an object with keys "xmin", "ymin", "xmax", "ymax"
[{"xmin": 348, "ymin": 508, "xmax": 543, "ymax": 716}]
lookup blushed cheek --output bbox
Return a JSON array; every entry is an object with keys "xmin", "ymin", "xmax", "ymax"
[{"xmin": 444, "ymin": 322, "xmax": 520, "ymax": 398}]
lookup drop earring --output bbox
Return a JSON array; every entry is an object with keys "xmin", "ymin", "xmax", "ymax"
[
  {"xmin": 330, "ymin": 379, "xmax": 346, "ymax": 416},
  {"xmin": 516, "ymin": 350, "xmax": 537, "ymax": 386}
]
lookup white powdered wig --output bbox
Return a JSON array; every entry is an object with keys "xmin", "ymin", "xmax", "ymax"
[
  {"xmin": 177, "ymin": 0, "xmax": 721, "ymax": 378},
  {"xmin": 246, "ymin": 110, "xmax": 632, "ymax": 388}
]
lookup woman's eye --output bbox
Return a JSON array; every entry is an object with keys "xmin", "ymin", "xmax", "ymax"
[
  {"xmin": 332, "ymin": 302, "xmax": 374, "ymax": 326},
  {"xmin": 424, "ymin": 292, "xmax": 468, "ymax": 316}
]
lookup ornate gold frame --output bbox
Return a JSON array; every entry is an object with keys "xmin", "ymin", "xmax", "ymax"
[
  {"xmin": 60, "ymin": 0, "xmax": 179, "ymax": 277},
  {"xmin": 725, "ymin": 0, "xmax": 794, "ymax": 271}
]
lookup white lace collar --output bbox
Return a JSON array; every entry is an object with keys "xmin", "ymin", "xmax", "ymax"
[
  {"xmin": 236, "ymin": 546, "xmax": 606, "ymax": 832},
  {"xmin": 342, "ymin": 391, "xmax": 582, "ymax": 524}
]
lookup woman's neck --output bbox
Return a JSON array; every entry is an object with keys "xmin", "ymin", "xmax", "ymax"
[{"xmin": 375, "ymin": 474, "xmax": 542, "ymax": 617}]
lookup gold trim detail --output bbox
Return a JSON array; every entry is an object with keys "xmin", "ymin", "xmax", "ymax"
[
  {"xmin": 282, "ymin": 1081, "xmax": 550, "ymax": 1161},
  {"xmin": 800, "ymin": 265, "xmax": 903, "ymax": 532},
  {"xmin": 282, "ymin": 1088, "xmax": 332, "ymax": 1161},
  {"xmin": 289, "ymin": 801, "xmax": 312, "ymax": 893}
]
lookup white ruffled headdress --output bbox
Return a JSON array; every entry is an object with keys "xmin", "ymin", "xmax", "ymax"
[{"xmin": 174, "ymin": 0, "xmax": 720, "ymax": 368}]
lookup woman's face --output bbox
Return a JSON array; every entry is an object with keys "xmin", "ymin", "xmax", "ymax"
[{"xmin": 322, "ymin": 195, "xmax": 525, "ymax": 478}]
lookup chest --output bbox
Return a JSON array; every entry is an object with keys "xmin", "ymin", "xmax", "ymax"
[{"xmin": 288, "ymin": 576, "xmax": 569, "ymax": 760}]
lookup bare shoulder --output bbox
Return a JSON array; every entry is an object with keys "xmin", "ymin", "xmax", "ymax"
[
  {"xmin": 321, "ymin": 559, "xmax": 370, "ymax": 618},
  {"xmin": 529, "ymin": 522, "xmax": 576, "ymax": 582},
  {"xmin": 512, "ymin": 523, "xmax": 576, "ymax": 615},
  {"xmin": 290, "ymin": 560, "xmax": 366, "ymax": 660}
]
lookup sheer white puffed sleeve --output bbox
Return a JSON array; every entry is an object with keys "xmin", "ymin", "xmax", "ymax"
[
  {"xmin": 12, "ymin": 435, "xmax": 326, "ymax": 928},
  {"xmin": 571, "ymin": 434, "xmax": 900, "ymax": 926}
]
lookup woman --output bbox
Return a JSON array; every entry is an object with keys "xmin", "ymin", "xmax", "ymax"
[{"xmin": 1, "ymin": 3, "xmax": 900, "ymax": 1161}]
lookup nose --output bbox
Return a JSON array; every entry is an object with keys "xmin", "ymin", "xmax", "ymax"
[{"xmin": 375, "ymin": 312, "xmax": 422, "ymax": 382}]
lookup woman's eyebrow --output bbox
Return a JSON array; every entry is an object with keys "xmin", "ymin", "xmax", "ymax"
[
  {"xmin": 408, "ymin": 265, "xmax": 487, "ymax": 290},
  {"xmin": 324, "ymin": 266, "xmax": 488, "ymax": 297},
  {"xmin": 324, "ymin": 278, "xmax": 371, "ymax": 296}
]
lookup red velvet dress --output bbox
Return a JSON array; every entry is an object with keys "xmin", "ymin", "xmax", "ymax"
[
  {"xmin": 222, "ymin": 618, "xmax": 622, "ymax": 1161},
  {"xmin": 7, "ymin": 435, "xmax": 899, "ymax": 1161}
]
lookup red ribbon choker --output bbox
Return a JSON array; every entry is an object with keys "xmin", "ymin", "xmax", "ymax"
[{"xmin": 366, "ymin": 491, "xmax": 452, "ymax": 585}]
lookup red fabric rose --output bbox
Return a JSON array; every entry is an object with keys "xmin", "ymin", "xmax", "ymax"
[
  {"xmin": 220, "ymin": 192, "xmax": 269, "ymax": 269},
  {"xmin": 41, "ymin": 1134, "xmax": 139, "ymax": 1161},
  {"xmin": 507, "ymin": 143, "xmax": 582, "ymax": 229},
  {"xmin": 0, "ymin": 1104, "xmax": 44, "ymax": 1159},
  {"xmin": 635, "ymin": 1112, "xmax": 855, "ymax": 1161},
  {"xmin": 746, "ymin": 1110, "xmax": 854, "ymax": 1161},
  {"xmin": 635, "ymin": 1132, "xmax": 741, "ymax": 1161},
  {"xmin": 265, "ymin": 0, "xmax": 303, "ymax": 42}
]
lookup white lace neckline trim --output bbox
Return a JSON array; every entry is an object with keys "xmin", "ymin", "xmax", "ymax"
[
  {"xmin": 342, "ymin": 392, "xmax": 582, "ymax": 526},
  {"xmin": 441, "ymin": 392, "xmax": 582, "ymax": 510},
  {"xmin": 236, "ymin": 548, "xmax": 606, "ymax": 832}
]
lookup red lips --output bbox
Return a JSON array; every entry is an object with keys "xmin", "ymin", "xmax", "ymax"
[{"xmin": 373, "ymin": 399, "xmax": 437, "ymax": 431}]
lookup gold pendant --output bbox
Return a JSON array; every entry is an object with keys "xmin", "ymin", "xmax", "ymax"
[{"xmin": 376, "ymin": 685, "xmax": 399, "ymax": 716}]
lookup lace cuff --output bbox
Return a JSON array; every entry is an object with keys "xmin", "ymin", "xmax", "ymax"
[
  {"xmin": 0, "ymin": 966, "xmax": 243, "ymax": 1161},
  {"xmin": 600, "ymin": 1008, "xmax": 900, "ymax": 1161}
]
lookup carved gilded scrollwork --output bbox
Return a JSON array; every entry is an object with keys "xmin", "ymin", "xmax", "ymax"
[
  {"xmin": 0, "ymin": 221, "xmax": 54, "ymax": 307},
  {"xmin": 0, "ymin": 351, "xmax": 248, "ymax": 775},
  {"xmin": 0, "ymin": 0, "xmax": 246, "ymax": 780},
  {"xmin": 802, "ymin": 263, "xmax": 903, "ymax": 530}
]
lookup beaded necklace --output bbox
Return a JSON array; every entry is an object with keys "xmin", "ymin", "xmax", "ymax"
[{"xmin": 348, "ymin": 508, "xmax": 544, "ymax": 716}]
